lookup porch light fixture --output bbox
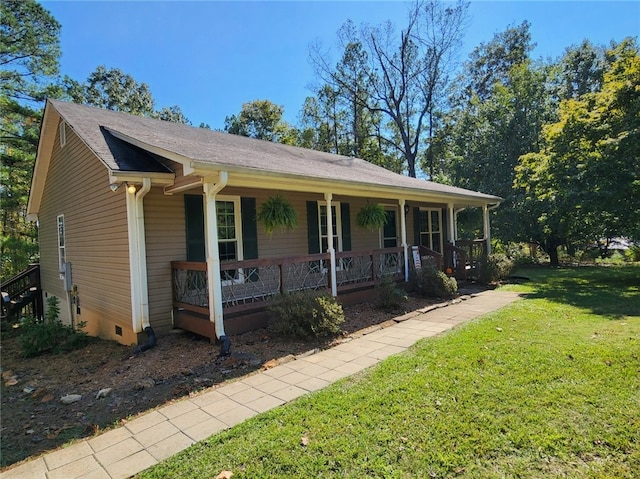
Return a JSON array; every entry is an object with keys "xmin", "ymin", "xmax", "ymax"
[
  {"xmin": 127, "ymin": 184, "xmax": 137, "ymax": 194},
  {"xmin": 404, "ymin": 204, "xmax": 410, "ymax": 215}
]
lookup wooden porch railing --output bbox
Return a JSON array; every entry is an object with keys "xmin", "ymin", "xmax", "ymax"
[
  {"xmin": 171, "ymin": 247, "xmax": 406, "ymax": 318},
  {"xmin": 444, "ymin": 243, "xmax": 468, "ymax": 280},
  {"xmin": 455, "ymin": 239, "xmax": 488, "ymax": 278},
  {"xmin": 416, "ymin": 240, "xmax": 488, "ymax": 280},
  {"xmin": 416, "ymin": 245, "xmax": 444, "ymax": 271}
]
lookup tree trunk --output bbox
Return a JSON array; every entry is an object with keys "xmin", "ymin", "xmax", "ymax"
[
  {"xmin": 548, "ymin": 246, "xmax": 560, "ymax": 267},
  {"xmin": 544, "ymin": 237, "xmax": 562, "ymax": 267}
]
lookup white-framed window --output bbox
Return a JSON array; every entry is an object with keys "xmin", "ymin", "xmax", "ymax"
[
  {"xmin": 59, "ymin": 121, "xmax": 66, "ymax": 147},
  {"xmin": 418, "ymin": 208, "xmax": 443, "ymax": 253},
  {"xmin": 57, "ymin": 214, "xmax": 66, "ymax": 276},
  {"xmin": 216, "ymin": 196, "xmax": 244, "ymax": 284},
  {"xmin": 318, "ymin": 202, "xmax": 342, "ymax": 253}
]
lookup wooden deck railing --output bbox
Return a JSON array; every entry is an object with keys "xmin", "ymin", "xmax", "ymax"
[{"xmin": 1, "ymin": 264, "xmax": 43, "ymax": 321}]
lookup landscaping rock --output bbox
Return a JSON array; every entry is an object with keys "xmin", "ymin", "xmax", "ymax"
[
  {"xmin": 96, "ymin": 388, "xmax": 112, "ymax": 399},
  {"xmin": 134, "ymin": 378, "xmax": 155, "ymax": 390},
  {"xmin": 60, "ymin": 394, "xmax": 82, "ymax": 405}
]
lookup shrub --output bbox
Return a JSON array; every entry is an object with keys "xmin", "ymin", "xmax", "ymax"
[
  {"xmin": 409, "ymin": 266, "xmax": 458, "ymax": 299},
  {"xmin": 625, "ymin": 244, "xmax": 640, "ymax": 262},
  {"xmin": 268, "ymin": 291, "xmax": 345, "ymax": 340},
  {"xmin": 376, "ymin": 276, "xmax": 408, "ymax": 311},
  {"xmin": 19, "ymin": 296, "xmax": 88, "ymax": 358},
  {"xmin": 477, "ymin": 253, "xmax": 515, "ymax": 284}
]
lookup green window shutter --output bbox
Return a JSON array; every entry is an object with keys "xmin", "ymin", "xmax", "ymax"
[
  {"xmin": 307, "ymin": 201, "xmax": 320, "ymax": 254},
  {"xmin": 413, "ymin": 207, "xmax": 421, "ymax": 247},
  {"xmin": 341, "ymin": 202, "xmax": 351, "ymax": 252},
  {"xmin": 185, "ymin": 195, "xmax": 205, "ymax": 262},
  {"xmin": 241, "ymin": 197, "xmax": 258, "ymax": 259}
]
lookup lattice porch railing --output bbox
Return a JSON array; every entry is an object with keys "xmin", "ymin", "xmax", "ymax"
[{"xmin": 171, "ymin": 247, "xmax": 406, "ymax": 316}]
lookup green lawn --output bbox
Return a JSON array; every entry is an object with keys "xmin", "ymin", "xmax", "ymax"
[{"xmin": 139, "ymin": 265, "xmax": 640, "ymax": 479}]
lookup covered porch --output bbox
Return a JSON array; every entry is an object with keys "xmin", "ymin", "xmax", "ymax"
[{"xmin": 170, "ymin": 238, "xmax": 489, "ymax": 341}]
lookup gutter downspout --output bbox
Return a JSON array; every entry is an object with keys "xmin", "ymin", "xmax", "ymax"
[
  {"xmin": 325, "ymin": 193, "xmax": 337, "ymax": 296},
  {"xmin": 203, "ymin": 172, "xmax": 229, "ymax": 351},
  {"xmin": 483, "ymin": 203, "xmax": 500, "ymax": 255},
  {"xmin": 399, "ymin": 199, "xmax": 409, "ymax": 282},
  {"xmin": 454, "ymin": 208, "xmax": 466, "ymax": 241},
  {"xmin": 126, "ymin": 179, "xmax": 156, "ymax": 354},
  {"xmin": 136, "ymin": 178, "xmax": 151, "ymax": 330},
  {"xmin": 126, "ymin": 185, "xmax": 141, "ymax": 335},
  {"xmin": 447, "ymin": 203, "xmax": 455, "ymax": 246}
]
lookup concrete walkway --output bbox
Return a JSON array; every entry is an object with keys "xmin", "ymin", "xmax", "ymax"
[{"xmin": 1, "ymin": 289, "xmax": 521, "ymax": 479}]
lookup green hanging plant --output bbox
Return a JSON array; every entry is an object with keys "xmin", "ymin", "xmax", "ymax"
[
  {"xmin": 257, "ymin": 194, "xmax": 297, "ymax": 235},
  {"xmin": 356, "ymin": 202, "xmax": 387, "ymax": 230}
]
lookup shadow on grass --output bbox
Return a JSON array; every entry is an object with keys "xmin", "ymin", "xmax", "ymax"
[{"xmin": 517, "ymin": 265, "xmax": 640, "ymax": 319}]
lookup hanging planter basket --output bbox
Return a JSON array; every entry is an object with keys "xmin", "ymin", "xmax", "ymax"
[
  {"xmin": 356, "ymin": 202, "xmax": 387, "ymax": 230},
  {"xmin": 257, "ymin": 194, "xmax": 297, "ymax": 235}
]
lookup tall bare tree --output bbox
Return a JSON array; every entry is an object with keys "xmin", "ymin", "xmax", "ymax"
[{"xmin": 310, "ymin": 1, "xmax": 468, "ymax": 177}]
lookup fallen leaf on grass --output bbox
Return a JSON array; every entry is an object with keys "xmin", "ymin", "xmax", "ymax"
[
  {"xmin": 215, "ymin": 471, "xmax": 233, "ymax": 479},
  {"xmin": 301, "ymin": 436, "xmax": 309, "ymax": 446}
]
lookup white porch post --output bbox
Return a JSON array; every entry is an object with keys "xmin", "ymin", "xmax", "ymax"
[
  {"xmin": 483, "ymin": 204, "xmax": 492, "ymax": 255},
  {"xmin": 325, "ymin": 192, "xmax": 337, "ymax": 296},
  {"xmin": 203, "ymin": 172, "xmax": 228, "ymax": 339},
  {"xmin": 447, "ymin": 203, "xmax": 455, "ymax": 246},
  {"xmin": 399, "ymin": 199, "xmax": 409, "ymax": 282}
]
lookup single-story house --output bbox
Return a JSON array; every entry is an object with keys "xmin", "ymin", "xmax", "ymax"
[{"xmin": 27, "ymin": 99, "xmax": 501, "ymax": 347}]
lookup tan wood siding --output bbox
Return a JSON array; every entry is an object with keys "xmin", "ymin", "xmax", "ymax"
[
  {"xmin": 143, "ymin": 188, "xmax": 186, "ymax": 334},
  {"xmin": 37, "ymin": 123, "xmax": 135, "ymax": 344}
]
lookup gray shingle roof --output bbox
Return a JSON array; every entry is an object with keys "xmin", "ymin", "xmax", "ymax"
[{"xmin": 49, "ymin": 99, "xmax": 501, "ymax": 203}]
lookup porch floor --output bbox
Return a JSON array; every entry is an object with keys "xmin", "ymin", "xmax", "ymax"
[{"xmin": 2, "ymin": 289, "xmax": 522, "ymax": 479}]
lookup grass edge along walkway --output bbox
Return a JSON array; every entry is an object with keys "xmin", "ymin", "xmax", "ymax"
[
  {"xmin": 0, "ymin": 289, "xmax": 520, "ymax": 479},
  {"xmin": 138, "ymin": 266, "xmax": 640, "ymax": 479}
]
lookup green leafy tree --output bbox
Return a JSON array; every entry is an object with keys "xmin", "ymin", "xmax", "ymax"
[
  {"xmin": 442, "ymin": 22, "xmax": 552, "ymax": 242},
  {"xmin": 224, "ymin": 99, "xmax": 298, "ymax": 144},
  {"xmin": 300, "ymin": 86, "xmax": 343, "ymax": 153},
  {"xmin": 152, "ymin": 105, "xmax": 191, "ymax": 124},
  {"xmin": 63, "ymin": 65, "xmax": 155, "ymax": 115},
  {"xmin": 64, "ymin": 65, "xmax": 193, "ymax": 125},
  {"xmin": 1, "ymin": 0, "xmax": 61, "ymax": 278},
  {"xmin": 454, "ymin": 21, "xmax": 534, "ymax": 104},
  {"xmin": 514, "ymin": 39, "xmax": 640, "ymax": 264},
  {"xmin": 556, "ymin": 40, "xmax": 607, "ymax": 101}
]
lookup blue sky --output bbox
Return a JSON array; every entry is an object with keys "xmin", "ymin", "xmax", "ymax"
[{"xmin": 41, "ymin": 1, "xmax": 639, "ymax": 129}]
